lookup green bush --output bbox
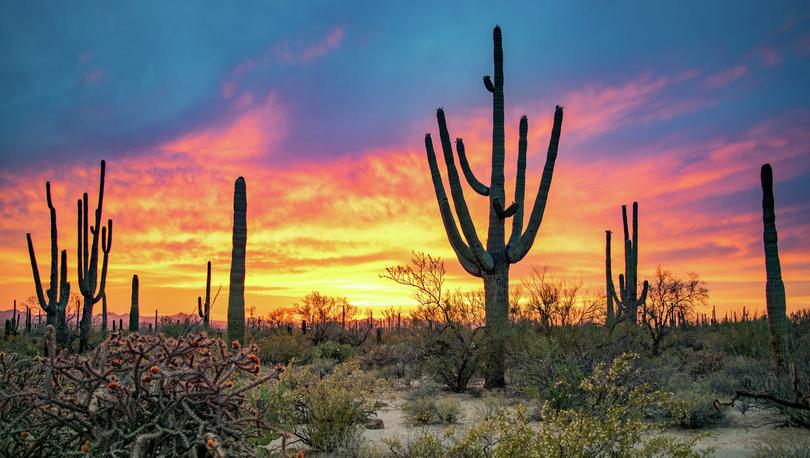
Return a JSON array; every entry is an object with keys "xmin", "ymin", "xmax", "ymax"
[
  {"xmin": 423, "ymin": 324, "xmax": 483, "ymax": 392},
  {"xmin": 280, "ymin": 361, "xmax": 384, "ymax": 453},
  {"xmin": 388, "ymin": 353, "xmax": 710, "ymax": 458},
  {"xmin": 403, "ymin": 396, "xmax": 462, "ymax": 426},
  {"xmin": 305, "ymin": 340, "xmax": 355, "ymax": 363},
  {"xmin": 257, "ymin": 333, "xmax": 311, "ymax": 364}
]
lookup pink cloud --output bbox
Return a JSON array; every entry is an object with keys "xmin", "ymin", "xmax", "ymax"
[{"xmin": 704, "ymin": 65, "xmax": 749, "ymax": 88}]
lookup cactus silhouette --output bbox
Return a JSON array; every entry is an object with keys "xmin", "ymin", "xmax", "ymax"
[
  {"xmin": 761, "ymin": 163, "xmax": 789, "ymax": 368},
  {"xmin": 130, "ymin": 275, "xmax": 139, "ymax": 332},
  {"xmin": 198, "ymin": 261, "xmax": 212, "ymax": 328},
  {"xmin": 424, "ymin": 26, "xmax": 563, "ymax": 387},
  {"xmin": 606, "ymin": 202, "xmax": 648, "ymax": 324},
  {"xmin": 77, "ymin": 160, "xmax": 113, "ymax": 352},
  {"xmin": 26, "ymin": 181, "xmax": 71, "ymax": 347},
  {"xmin": 227, "ymin": 177, "xmax": 247, "ymax": 344},
  {"xmin": 101, "ymin": 292, "xmax": 108, "ymax": 337}
]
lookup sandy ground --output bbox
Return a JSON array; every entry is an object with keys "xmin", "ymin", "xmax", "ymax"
[
  {"xmin": 362, "ymin": 391, "xmax": 809, "ymax": 457},
  {"xmin": 266, "ymin": 388, "xmax": 808, "ymax": 456}
]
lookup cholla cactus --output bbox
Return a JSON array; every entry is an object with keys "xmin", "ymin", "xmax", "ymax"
[{"xmin": 0, "ymin": 333, "xmax": 282, "ymax": 455}]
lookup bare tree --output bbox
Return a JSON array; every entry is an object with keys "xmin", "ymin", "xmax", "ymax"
[
  {"xmin": 521, "ymin": 267, "xmax": 603, "ymax": 332},
  {"xmin": 643, "ymin": 266, "xmax": 709, "ymax": 355},
  {"xmin": 293, "ymin": 292, "xmax": 356, "ymax": 345}
]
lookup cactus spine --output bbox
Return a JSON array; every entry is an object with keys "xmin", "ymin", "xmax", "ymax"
[
  {"xmin": 77, "ymin": 160, "xmax": 113, "ymax": 352},
  {"xmin": 761, "ymin": 163, "xmax": 789, "ymax": 369},
  {"xmin": 227, "ymin": 177, "xmax": 247, "ymax": 344},
  {"xmin": 26, "ymin": 181, "xmax": 71, "ymax": 347},
  {"xmin": 197, "ymin": 261, "xmax": 212, "ymax": 328},
  {"xmin": 129, "ymin": 274, "xmax": 139, "ymax": 332},
  {"xmin": 424, "ymin": 26, "xmax": 563, "ymax": 387},
  {"xmin": 606, "ymin": 202, "xmax": 649, "ymax": 324}
]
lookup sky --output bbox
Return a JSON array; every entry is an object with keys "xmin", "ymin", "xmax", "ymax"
[{"xmin": 1, "ymin": 1, "xmax": 809, "ymax": 320}]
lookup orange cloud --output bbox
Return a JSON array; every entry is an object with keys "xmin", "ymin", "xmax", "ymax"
[{"xmin": 2, "ymin": 73, "xmax": 809, "ymax": 324}]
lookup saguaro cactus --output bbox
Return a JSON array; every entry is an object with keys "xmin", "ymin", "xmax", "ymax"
[
  {"xmin": 227, "ymin": 177, "xmax": 247, "ymax": 344},
  {"xmin": 605, "ymin": 231, "xmax": 615, "ymax": 324},
  {"xmin": 26, "ymin": 181, "xmax": 71, "ymax": 347},
  {"xmin": 425, "ymin": 26, "xmax": 564, "ymax": 387},
  {"xmin": 130, "ymin": 274, "xmax": 139, "ymax": 332},
  {"xmin": 606, "ymin": 202, "xmax": 649, "ymax": 324},
  {"xmin": 761, "ymin": 163, "xmax": 789, "ymax": 369},
  {"xmin": 77, "ymin": 160, "xmax": 113, "ymax": 352},
  {"xmin": 198, "ymin": 261, "xmax": 212, "ymax": 328}
]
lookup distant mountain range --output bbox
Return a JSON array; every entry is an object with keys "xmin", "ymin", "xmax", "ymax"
[{"xmin": 0, "ymin": 308, "xmax": 225, "ymax": 329}]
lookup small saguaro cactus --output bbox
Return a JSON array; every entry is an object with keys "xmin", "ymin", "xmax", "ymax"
[
  {"xmin": 26, "ymin": 181, "xmax": 71, "ymax": 347},
  {"xmin": 606, "ymin": 202, "xmax": 649, "ymax": 324},
  {"xmin": 130, "ymin": 274, "xmax": 139, "ymax": 332},
  {"xmin": 198, "ymin": 261, "xmax": 212, "ymax": 328},
  {"xmin": 25, "ymin": 305, "xmax": 31, "ymax": 333},
  {"xmin": 761, "ymin": 163, "xmax": 789, "ymax": 369},
  {"xmin": 227, "ymin": 177, "xmax": 247, "ymax": 344},
  {"xmin": 424, "ymin": 26, "xmax": 564, "ymax": 387},
  {"xmin": 77, "ymin": 160, "xmax": 113, "ymax": 352}
]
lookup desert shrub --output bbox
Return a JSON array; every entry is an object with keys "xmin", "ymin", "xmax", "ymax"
[
  {"xmin": 0, "ymin": 330, "xmax": 281, "ymax": 456},
  {"xmin": 403, "ymin": 396, "xmax": 462, "ymax": 426},
  {"xmin": 506, "ymin": 326, "xmax": 590, "ymax": 407},
  {"xmin": 423, "ymin": 323, "xmax": 483, "ymax": 392},
  {"xmin": 0, "ymin": 334, "xmax": 41, "ymax": 357},
  {"xmin": 280, "ymin": 361, "xmax": 384, "ymax": 453},
  {"xmin": 257, "ymin": 332, "xmax": 312, "ymax": 364},
  {"xmin": 673, "ymin": 389, "xmax": 723, "ymax": 428},
  {"xmin": 754, "ymin": 436, "xmax": 810, "ymax": 458},
  {"xmin": 305, "ymin": 340, "xmax": 355, "ymax": 363},
  {"xmin": 388, "ymin": 353, "xmax": 709, "ymax": 458},
  {"xmin": 358, "ymin": 338, "xmax": 423, "ymax": 382}
]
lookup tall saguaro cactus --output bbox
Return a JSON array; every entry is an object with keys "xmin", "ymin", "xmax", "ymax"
[
  {"xmin": 198, "ymin": 261, "xmax": 212, "ymax": 329},
  {"xmin": 761, "ymin": 163, "xmax": 789, "ymax": 369},
  {"xmin": 130, "ymin": 274, "xmax": 139, "ymax": 332},
  {"xmin": 26, "ymin": 181, "xmax": 71, "ymax": 347},
  {"xmin": 605, "ymin": 231, "xmax": 615, "ymax": 324},
  {"xmin": 425, "ymin": 26, "xmax": 564, "ymax": 387},
  {"xmin": 606, "ymin": 202, "xmax": 648, "ymax": 324},
  {"xmin": 228, "ymin": 177, "xmax": 247, "ymax": 344},
  {"xmin": 77, "ymin": 160, "xmax": 113, "ymax": 352}
]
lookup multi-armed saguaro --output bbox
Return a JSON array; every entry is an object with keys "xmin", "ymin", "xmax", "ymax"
[
  {"xmin": 77, "ymin": 160, "xmax": 113, "ymax": 352},
  {"xmin": 26, "ymin": 181, "xmax": 71, "ymax": 347},
  {"xmin": 425, "ymin": 26, "xmax": 564, "ymax": 387},
  {"xmin": 198, "ymin": 261, "xmax": 212, "ymax": 329},
  {"xmin": 605, "ymin": 202, "xmax": 648, "ymax": 324},
  {"xmin": 228, "ymin": 177, "xmax": 247, "ymax": 344},
  {"xmin": 761, "ymin": 163, "xmax": 789, "ymax": 369}
]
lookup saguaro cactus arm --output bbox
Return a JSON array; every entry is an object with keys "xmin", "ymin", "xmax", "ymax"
[
  {"xmin": 507, "ymin": 106, "xmax": 564, "ymax": 263},
  {"xmin": 455, "ymin": 138, "xmax": 490, "ymax": 196},
  {"xmin": 436, "ymin": 109, "xmax": 495, "ymax": 272},
  {"xmin": 27, "ymin": 233, "xmax": 49, "ymax": 311},
  {"xmin": 425, "ymin": 135, "xmax": 483, "ymax": 277},
  {"xmin": 94, "ymin": 220, "xmax": 112, "ymax": 304},
  {"xmin": 508, "ymin": 116, "xmax": 529, "ymax": 247}
]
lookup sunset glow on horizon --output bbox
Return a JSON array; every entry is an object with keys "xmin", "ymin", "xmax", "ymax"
[{"xmin": 1, "ymin": 2, "xmax": 809, "ymax": 320}]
